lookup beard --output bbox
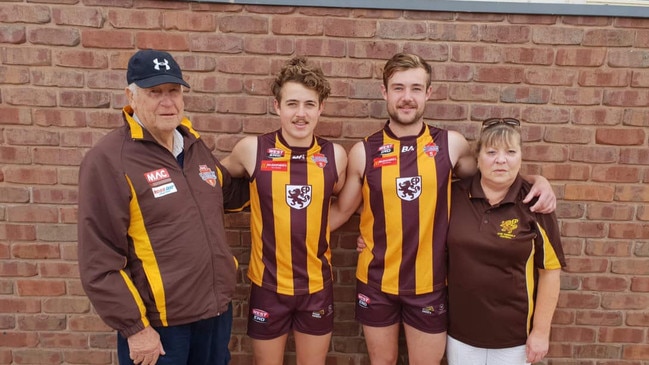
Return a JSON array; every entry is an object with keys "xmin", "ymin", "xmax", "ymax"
[{"xmin": 387, "ymin": 102, "xmax": 424, "ymax": 126}]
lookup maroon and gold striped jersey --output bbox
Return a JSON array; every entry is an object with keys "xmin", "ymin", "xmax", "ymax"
[
  {"xmin": 248, "ymin": 131, "xmax": 338, "ymax": 296},
  {"xmin": 357, "ymin": 122, "xmax": 453, "ymax": 295}
]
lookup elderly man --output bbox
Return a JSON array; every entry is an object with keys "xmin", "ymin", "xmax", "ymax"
[{"xmin": 77, "ymin": 49, "xmax": 247, "ymax": 365}]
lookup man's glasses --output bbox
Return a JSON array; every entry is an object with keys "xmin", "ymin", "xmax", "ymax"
[{"xmin": 482, "ymin": 118, "xmax": 521, "ymax": 129}]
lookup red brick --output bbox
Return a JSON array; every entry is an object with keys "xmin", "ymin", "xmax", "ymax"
[
  {"xmin": 610, "ymin": 49, "xmax": 649, "ymax": 68},
  {"xmin": 64, "ymin": 350, "xmax": 113, "ymax": 364},
  {"xmin": 564, "ymin": 184, "xmax": 614, "ymax": 202},
  {"xmin": 0, "ymin": 298, "xmax": 41, "ymax": 313},
  {"xmin": 28, "ymin": 27, "xmax": 80, "ymax": 46},
  {"xmin": 609, "ymin": 223, "xmax": 649, "ymax": 240},
  {"xmin": 575, "ymin": 107, "xmax": 624, "ymax": 126},
  {"xmin": 0, "ymin": 331, "xmax": 39, "ymax": 347},
  {"xmin": 163, "ymin": 11, "xmax": 216, "ymax": 32},
  {"xmin": 4, "ymin": 166, "xmax": 56, "ymax": 185},
  {"xmin": 557, "ymin": 292, "xmax": 601, "ymax": 309},
  {"xmin": 43, "ymin": 297, "xmax": 90, "ymax": 314},
  {"xmin": 0, "ymin": 24, "xmax": 26, "ymax": 44},
  {"xmin": 39, "ymin": 261, "xmax": 79, "ymax": 277},
  {"xmin": 585, "ymin": 240, "xmax": 632, "ymax": 257},
  {"xmin": 189, "ymin": 33, "xmax": 242, "ymax": 53},
  {"xmin": 0, "ymin": 314, "xmax": 16, "ymax": 329},
  {"xmin": 108, "ymin": 9, "xmax": 162, "ymax": 29},
  {"xmin": 52, "ymin": 7, "xmax": 103, "ymax": 28},
  {"xmin": 32, "ymin": 187, "xmax": 78, "ymax": 204},
  {"xmin": 12, "ymin": 349, "xmax": 62, "ymax": 364},
  {"xmin": 17, "ymin": 279, "xmax": 66, "ymax": 296},
  {"xmin": 561, "ymin": 221, "xmax": 607, "ymax": 238},
  {"xmin": 582, "ymin": 277, "xmax": 629, "ymax": 292},
  {"xmin": 68, "ymin": 315, "xmax": 112, "ymax": 332},
  {"xmin": 7, "ymin": 205, "xmax": 56, "ymax": 224},
  {"xmin": 135, "ymin": 31, "xmax": 189, "ymax": 51},
  {"xmin": 556, "ymin": 48, "xmax": 607, "ymax": 66},
  {"xmin": 219, "ymin": 14, "xmax": 268, "ymax": 34},
  {"xmin": 573, "ymin": 344, "xmax": 621, "ymax": 359},
  {"xmin": 532, "ymin": 27, "xmax": 583, "ymax": 45},
  {"xmin": 0, "ymin": 224, "xmax": 36, "ymax": 241},
  {"xmin": 295, "ymin": 38, "xmax": 347, "ymax": 58},
  {"xmin": 576, "ymin": 310, "xmax": 623, "ymax": 326},
  {"xmin": 0, "ymin": 4, "xmax": 50, "ymax": 24},
  {"xmin": 602, "ymin": 293, "xmax": 649, "ymax": 310},
  {"xmin": 526, "ymin": 68, "xmax": 576, "ymax": 86},
  {"xmin": 599, "ymin": 327, "xmax": 645, "ymax": 343},
  {"xmin": 17, "ymin": 314, "xmax": 66, "ymax": 331},
  {"xmin": 55, "ymin": 49, "xmax": 109, "ymax": 69},
  {"xmin": 81, "ymin": 29, "xmax": 134, "ymax": 49},
  {"xmin": 550, "ymin": 326, "xmax": 597, "ymax": 342},
  {"xmin": 623, "ymin": 345, "xmax": 649, "ymax": 360}
]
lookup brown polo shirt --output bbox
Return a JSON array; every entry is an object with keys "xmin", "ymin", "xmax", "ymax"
[{"xmin": 447, "ymin": 173, "xmax": 565, "ymax": 348}]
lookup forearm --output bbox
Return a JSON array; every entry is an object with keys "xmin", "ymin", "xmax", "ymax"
[{"xmin": 531, "ymin": 269, "xmax": 561, "ymax": 337}]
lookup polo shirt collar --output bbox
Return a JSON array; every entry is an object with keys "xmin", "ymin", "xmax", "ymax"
[{"xmin": 468, "ymin": 172, "xmax": 525, "ymax": 205}]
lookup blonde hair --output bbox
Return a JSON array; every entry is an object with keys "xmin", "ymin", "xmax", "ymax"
[{"xmin": 475, "ymin": 124, "xmax": 522, "ymax": 156}]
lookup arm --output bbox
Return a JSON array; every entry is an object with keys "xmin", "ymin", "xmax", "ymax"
[
  {"xmin": 332, "ymin": 142, "xmax": 348, "ymax": 195},
  {"xmin": 447, "ymin": 130, "xmax": 476, "ymax": 179},
  {"xmin": 78, "ymin": 151, "xmax": 150, "ymax": 337},
  {"xmin": 220, "ymin": 137, "xmax": 257, "ymax": 212},
  {"xmin": 329, "ymin": 141, "xmax": 365, "ymax": 231},
  {"xmin": 526, "ymin": 268, "xmax": 561, "ymax": 364},
  {"xmin": 221, "ymin": 136, "xmax": 257, "ymax": 178},
  {"xmin": 521, "ymin": 174, "xmax": 556, "ymax": 213}
]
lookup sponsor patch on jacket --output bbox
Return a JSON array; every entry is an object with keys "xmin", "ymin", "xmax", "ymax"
[
  {"xmin": 198, "ymin": 165, "xmax": 217, "ymax": 187},
  {"xmin": 252, "ymin": 308, "xmax": 269, "ymax": 323},
  {"xmin": 424, "ymin": 142, "xmax": 439, "ymax": 157},
  {"xmin": 151, "ymin": 182, "xmax": 177, "ymax": 198},
  {"xmin": 261, "ymin": 160, "xmax": 287, "ymax": 171},
  {"xmin": 373, "ymin": 156, "xmax": 397, "ymax": 168},
  {"xmin": 144, "ymin": 168, "xmax": 171, "ymax": 186},
  {"xmin": 312, "ymin": 153, "xmax": 328, "ymax": 168}
]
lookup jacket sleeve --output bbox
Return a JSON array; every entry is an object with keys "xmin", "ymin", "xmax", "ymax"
[{"xmin": 77, "ymin": 147, "xmax": 149, "ymax": 338}]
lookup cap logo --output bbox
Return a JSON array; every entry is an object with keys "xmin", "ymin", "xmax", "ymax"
[{"xmin": 153, "ymin": 58, "xmax": 170, "ymax": 71}]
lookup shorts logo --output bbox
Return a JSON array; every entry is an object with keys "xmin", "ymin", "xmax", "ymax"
[
  {"xmin": 396, "ymin": 176, "xmax": 421, "ymax": 201},
  {"xmin": 312, "ymin": 304, "xmax": 333, "ymax": 319},
  {"xmin": 286, "ymin": 185, "xmax": 311, "ymax": 209},
  {"xmin": 251, "ymin": 308, "xmax": 269, "ymax": 323},
  {"xmin": 422, "ymin": 303, "xmax": 447, "ymax": 315},
  {"xmin": 198, "ymin": 165, "xmax": 217, "ymax": 187},
  {"xmin": 357, "ymin": 293, "xmax": 371, "ymax": 308}
]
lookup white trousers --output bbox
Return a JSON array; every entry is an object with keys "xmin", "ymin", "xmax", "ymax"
[{"xmin": 446, "ymin": 335, "xmax": 531, "ymax": 365}]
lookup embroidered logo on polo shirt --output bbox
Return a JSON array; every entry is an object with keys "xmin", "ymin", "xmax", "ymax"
[
  {"xmin": 144, "ymin": 168, "xmax": 177, "ymax": 198},
  {"xmin": 198, "ymin": 165, "xmax": 217, "ymax": 187},
  {"xmin": 251, "ymin": 308, "xmax": 269, "ymax": 323},
  {"xmin": 396, "ymin": 176, "xmax": 422, "ymax": 201},
  {"xmin": 286, "ymin": 185, "xmax": 311, "ymax": 209},
  {"xmin": 498, "ymin": 218, "xmax": 519, "ymax": 239}
]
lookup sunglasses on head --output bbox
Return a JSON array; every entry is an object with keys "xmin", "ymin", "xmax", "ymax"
[{"xmin": 481, "ymin": 118, "xmax": 521, "ymax": 129}]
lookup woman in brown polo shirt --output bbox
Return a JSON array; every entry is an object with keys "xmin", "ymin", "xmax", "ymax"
[{"xmin": 446, "ymin": 118, "xmax": 566, "ymax": 365}]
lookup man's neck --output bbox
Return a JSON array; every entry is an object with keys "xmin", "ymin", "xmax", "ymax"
[{"xmin": 387, "ymin": 119, "xmax": 424, "ymax": 138}]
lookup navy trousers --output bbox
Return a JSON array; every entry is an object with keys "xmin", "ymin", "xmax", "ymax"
[{"xmin": 117, "ymin": 303, "xmax": 233, "ymax": 365}]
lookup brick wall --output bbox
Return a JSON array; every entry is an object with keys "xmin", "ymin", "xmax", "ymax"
[{"xmin": 0, "ymin": 1, "xmax": 648, "ymax": 364}]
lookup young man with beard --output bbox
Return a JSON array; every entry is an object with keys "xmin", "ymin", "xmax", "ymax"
[{"xmin": 329, "ymin": 53, "xmax": 556, "ymax": 365}]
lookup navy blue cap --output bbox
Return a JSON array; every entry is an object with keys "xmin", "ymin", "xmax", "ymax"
[{"xmin": 126, "ymin": 49, "xmax": 190, "ymax": 88}]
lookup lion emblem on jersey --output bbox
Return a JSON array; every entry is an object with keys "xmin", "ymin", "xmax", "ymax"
[
  {"xmin": 396, "ymin": 176, "xmax": 422, "ymax": 201},
  {"xmin": 286, "ymin": 184, "xmax": 312, "ymax": 209}
]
